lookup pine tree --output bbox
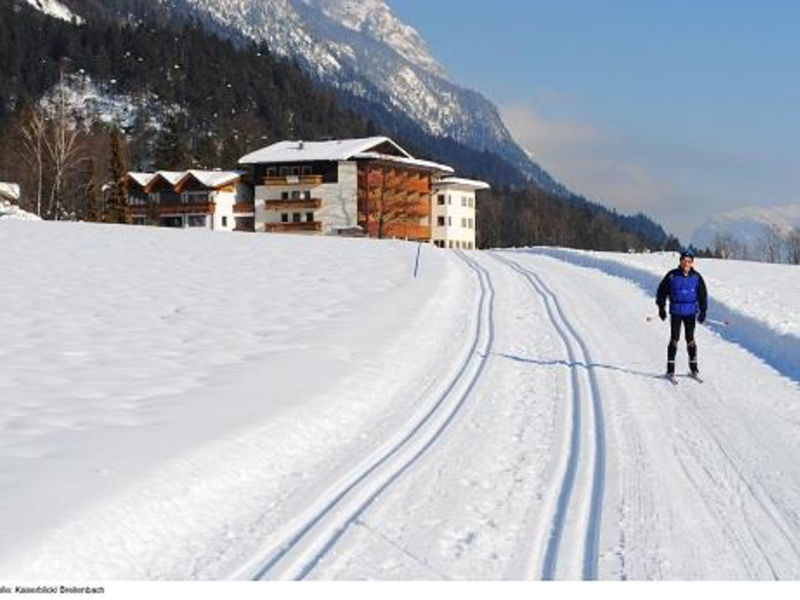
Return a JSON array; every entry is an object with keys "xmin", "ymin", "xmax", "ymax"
[
  {"xmin": 84, "ymin": 159, "xmax": 102, "ymax": 222},
  {"xmin": 104, "ymin": 126, "xmax": 132, "ymax": 224},
  {"xmin": 154, "ymin": 114, "xmax": 190, "ymax": 169}
]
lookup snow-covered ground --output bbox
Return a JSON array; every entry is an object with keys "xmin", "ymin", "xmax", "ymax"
[
  {"xmin": 0, "ymin": 199, "xmax": 40, "ymax": 221},
  {"xmin": 1, "ymin": 222, "xmax": 799, "ymax": 580}
]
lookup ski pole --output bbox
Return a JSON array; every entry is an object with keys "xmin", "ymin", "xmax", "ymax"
[
  {"xmin": 705, "ymin": 318, "xmax": 731, "ymax": 327},
  {"xmin": 646, "ymin": 315, "xmax": 731, "ymax": 327}
]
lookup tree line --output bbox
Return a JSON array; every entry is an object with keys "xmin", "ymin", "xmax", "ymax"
[{"xmin": 0, "ymin": 0, "xmax": 673, "ymax": 250}]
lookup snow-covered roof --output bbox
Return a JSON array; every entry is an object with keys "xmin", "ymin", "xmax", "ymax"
[
  {"xmin": 127, "ymin": 173, "xmax": 155, "ymax": 188},
  {"xmin": 238, "ymin": 136, "xmax": 412, "ymax": 164},
  {"xmin": 177, "ymin": 170, "xmax": 243, "ymax": 190},
  {"xmin": 353, "ymin": 152, "xmax": 455, "ymax": 175},
  {"xmin": 155, "ymin": 171, "xmax": 186, "ymax": 185},
  {"xmin": 0, "ymin": 182, "xmax": 21, "ymax": 202},
  {"xmin": 433, "ymin": 177, "xmax": 491, "ymax": 190}
]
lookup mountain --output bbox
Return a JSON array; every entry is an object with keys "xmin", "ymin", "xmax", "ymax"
[
  {"xmin": 3, "ymin": 0, "xmax": 673, "ymax": 249},
  {"xmin": 93, "ymin": 0, "xmax": 568, "ymax": 195},
  {"xmin": 691, "ymin": 203, "xmax": 800, "ymax": 258}
]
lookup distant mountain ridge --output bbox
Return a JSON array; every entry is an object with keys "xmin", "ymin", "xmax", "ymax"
[{"xmin": 691, "ymin": 203, "xmax": 800, "ymax": 251}]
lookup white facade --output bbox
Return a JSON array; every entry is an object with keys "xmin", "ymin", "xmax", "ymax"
[
  {"xmin": 253, "ymin": 161, "xmax": 358, "ymax": 234},
  {"xmin": 431, "ymin": 178, "xmax": 490, "ymax": 250}
]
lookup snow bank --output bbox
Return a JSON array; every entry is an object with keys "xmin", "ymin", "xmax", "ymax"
[
  {"xmin": 524, "ymin": 247, "xmax": 800, "ymax": 384},
  {"xmin": 0, "ymin": 200, "xmax": 40, "ymax": 221}
]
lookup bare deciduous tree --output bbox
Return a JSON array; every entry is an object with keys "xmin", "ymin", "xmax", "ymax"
[
  {"xmin": 43, "ymin": 71, "xmax": 84, "ymax": 220},
  {"xmin": 18, "ymin": 105, "xmax": 47, "ymax": 217},
  {"xmin": 786, "ymin": 227, "xmax": 800, "ymax": 265},
  {"xmin": 761, "ymin": 224, "xmax": 784, "ymax": 263}
]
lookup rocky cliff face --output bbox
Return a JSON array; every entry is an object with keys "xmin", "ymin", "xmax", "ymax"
[{"xmin": 152, "ymin": 0, "xmax": 567, "ymax": 193}]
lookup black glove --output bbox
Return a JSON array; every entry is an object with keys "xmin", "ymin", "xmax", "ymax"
[
  {"xmin": 658, "ymin": 306, "xmax": 667, "ymax": 321},
  {"xmin": 698, "ymin": 311, "xmax": 706, "ymax": 324}
]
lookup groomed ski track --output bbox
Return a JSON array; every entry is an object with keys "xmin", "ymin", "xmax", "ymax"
[
  {"xmin": 278, "ymin": 249, "xmax": 800, "ymax": 580},
  {"xmin": 490, "ymin": 252, "xmax": 606, "ymax": 580},
  {"xmin": 236, "ymin": 251, "xmax": 497, "ymax": 580},
  {"xmin": 8, "ymin": 227, "xmax": 800, "ymax": 580}
]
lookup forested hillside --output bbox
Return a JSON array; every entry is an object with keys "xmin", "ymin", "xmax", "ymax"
[{"xmin": 0, "ymin": 0, "xmax": 672, "ymax": 250}]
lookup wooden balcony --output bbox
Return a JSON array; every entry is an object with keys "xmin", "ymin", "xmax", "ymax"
[
  {"xmin": 264, "ymin": 198, "xmax": 322, "ymax": 211},
  {"xmin": 265, "ymin": 221, "xmax": 322, "ymax": 233},
  {"xmin": 233, "ymin": 202, "xmax": 255, "ymax": 214},
  {"xmin": 262, "ymin": 175, "xmax": 323, "ymax": 186},
  {"xmin": 159, "ymin": 202, "xmax": 215, "ymax": 215}
]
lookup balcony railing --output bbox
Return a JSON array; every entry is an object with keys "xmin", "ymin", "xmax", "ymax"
[
  {"xmin": 232, "ymin": 202, "xmax": 255, "ymax": 214},
  {"xmin": 158, "ymin": 202, "xmax": 215, "ymax": 215},
  {"xmin": 264, "ymin": 198, "xmax": 322, "ymax": 211},
  {"xmin": 262, "ymin": 175, "xmax": 323, "ymax": 186},
  {"xmin": 265, "ymin": 221, "xmax": 322, "ymax": 233}
]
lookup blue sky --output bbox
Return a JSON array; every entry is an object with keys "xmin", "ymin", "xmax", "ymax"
[{"xmin": 387, "ymin": 0, "xmax": 800, "ymax": 242}]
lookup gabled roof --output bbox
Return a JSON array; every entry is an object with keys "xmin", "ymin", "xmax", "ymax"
[
  {"xmin": 0, "ymin": 182, "xmax": 20, "ymax": 201},
  {"xmin": 238, "ymin": 136, "xmax": 412, "ymax": 165},
  {"xmin": 174, "ymin": 170, "xmax": 243, "ymax": 193},
  {"xmin": 127, "ymin": 172, "xmax": 155, "ymax": 188},
  {"xmin": 434, "ymin": 177, "xmax": 491, "ymax": 190},
  {"xmin": 143, "ymin": 171, "xmax": 188, "ymax": 193}
]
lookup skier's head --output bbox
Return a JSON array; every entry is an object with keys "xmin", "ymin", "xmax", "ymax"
[{"xmin": 679, "ymin": 250, "xmax": 694, "ymax": 272}]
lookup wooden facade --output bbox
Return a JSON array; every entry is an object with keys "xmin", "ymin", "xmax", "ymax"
[{"xmin": 356, "ymin": 161, "xmax": 433, "ymax": 241}]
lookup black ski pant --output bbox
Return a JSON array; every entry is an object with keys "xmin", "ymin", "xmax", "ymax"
[{"xmin": 668, "ymin": 315, "xmax": 698, "ymax": 374}]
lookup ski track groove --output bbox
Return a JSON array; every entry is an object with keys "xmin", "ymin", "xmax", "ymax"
[
  {"xmin": 245, "ymin": 250, "xmax": 496, "ymax": 580},
  {"xmin": 678, "ymin": 390, "xmax": 800, "ymax": 579},
  {"xmin": 490, "ymin": 251, "xmax": 606, "ymax": 580},
  {"xmin": 535, "ymin": 248, "xmax": 800, "ymax": 579}
]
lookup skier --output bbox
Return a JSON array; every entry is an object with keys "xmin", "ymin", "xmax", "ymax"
[{"xmin": 655, "ymin": 250, "xmax": 708, "ymax": 381}]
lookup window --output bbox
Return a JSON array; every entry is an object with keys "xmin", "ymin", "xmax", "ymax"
[
  {"xmin": 462, "ymin": 197, "xmax": 467, "ymax": 207},
  {"xmin": 437, "ymin": 216, "xmax": 445, "ymax": 226},
  {"xmin": 281, "ymin": 213, "xmax": 289, "ymax": 223},
  {"xmin": 447, "ymin": 216, "xmax": 452, "ymax": 226},
  {"xmin": 468, "ymin": 218, "xmax": 474, "ymax": 229},
  {"xmin": 469, "ymin": 197, "xmax": 474, "ymax": 208},
  {"xmin": 302, "ymin": 165, "xmax": 313, "ymax": 176},
  {"xmin": 437, "ymin": 194, "xmax": 445, "ymax": 205},
  {"xmin": 187, "ymin": 215, "xmax": 206, "ymax": 228},
  {"xmin": 221, "ymin": 216, "xmax": 228, "ymax": 227},
  {"xmin": 279, "ymin": 166, "xmax": 290, "ymax": 177},
  {"xmin": 303, "ymin": 190, "xmax": 311, "ymax": 200},
  {"xmin": 292, "ymin": 213, "xmax": 301, "ymax": 223},
  {"xmin": 461, "ymin": 217, "xmax": 467, "ymax": 227},
  {"xmin": 291, "ymin": 190, "xmax": 301, "ymax": 199},
  {"xmin": 267, "ymin": 167, "xmax": 277, "ymax": 177},
  {"xmin": 447, "ymin": 195, "xmax": 452, "ymax": 205},
  {"xmin": 448, "ymin": 240, "xmax": 454, "ymax": 249},
  {"xmin": 290, "ymin": 166, "xmax": 300, "ymax": 176},
  {"xmin": 281, "ymin": 192, "xmax": 289, "ymax": 200},
  {"xmin": 306, "ymin": 212, "xmax": 314, "ymax": 222}
]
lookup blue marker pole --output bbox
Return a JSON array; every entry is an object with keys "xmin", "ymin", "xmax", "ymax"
[{"xmin": 413, "ymin": 242, "xmax": 422, "ymax": 278}]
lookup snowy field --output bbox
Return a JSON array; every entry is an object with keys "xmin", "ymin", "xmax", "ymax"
[{"xmin": 2, "ymin": 221, "xmax": 800, "ymax": 580}]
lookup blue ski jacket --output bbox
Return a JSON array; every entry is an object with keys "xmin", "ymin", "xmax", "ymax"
[{"xmin": 656, "ymin": 268, "xmax": 708, "ymax": 317}]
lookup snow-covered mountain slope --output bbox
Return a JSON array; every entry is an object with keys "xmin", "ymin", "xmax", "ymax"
[
  {"xmin": 3, "ymin": 221, "xmax": 800, "ymax": 580},
  {"xmin": 23, "ymin": 0, "xmax": 82, "ymax": 23},
  {"xmin": 39, "ymin": 74, "xmax": 175, "ymax": 130},
  {"xmin": 691, "ymin": 203, "xmax": 800, "ymax": 251},
  {"xmin": 150, "ymin": 0, "xmax": 565, "ymax": 193}
]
